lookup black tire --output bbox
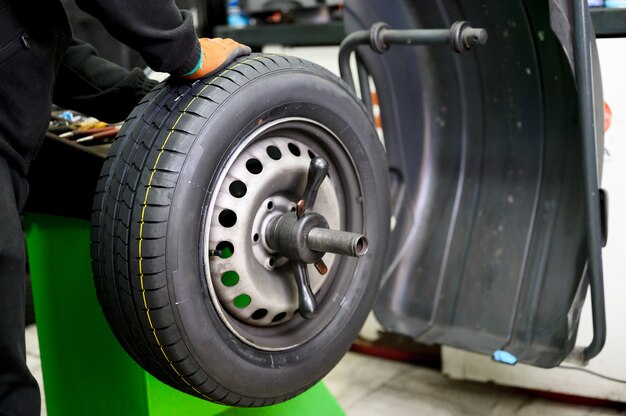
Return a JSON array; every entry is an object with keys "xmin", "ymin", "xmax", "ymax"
[{"xmin": 91, "ymin": 54, "xmax": 390, "ymax": 406}]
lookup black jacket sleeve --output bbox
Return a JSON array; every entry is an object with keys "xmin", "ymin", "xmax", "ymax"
[
  {"xmin": 53, "ymin": 39, "xmax": 158, "ymax": 123},
  {"xmin": 73, "ymin": 0, "xmax": 201, "ymax": 75}
]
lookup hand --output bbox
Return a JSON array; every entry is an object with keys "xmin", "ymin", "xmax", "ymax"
[{"xmin": 181, "ymin": 38, "xmax": 251, "ymax": 80}]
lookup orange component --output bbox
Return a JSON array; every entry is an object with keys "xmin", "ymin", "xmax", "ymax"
[
  {"xmin": 268, "ymin": 12, "xmax": 282, "ymax": 24},
  {"xmin": 371, "ymin": 91, "xmax": 379, "ymax": 106},
  {"xmin": 604, "ymin": 102, "xmax": 612, "ymax": 133}
]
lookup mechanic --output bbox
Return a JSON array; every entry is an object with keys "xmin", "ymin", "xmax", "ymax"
[{"xmin": 0, "ymin": 2, "xmax": 250, "ymax": 415}]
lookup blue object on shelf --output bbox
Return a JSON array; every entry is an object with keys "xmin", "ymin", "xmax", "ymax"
[
  {"xmin": 605, "ymin": 0, "xmax": 626, "ymax": 7},
  {"xmin": 227, "ymin": 0, "xmax": 249, "ymax": 28}
]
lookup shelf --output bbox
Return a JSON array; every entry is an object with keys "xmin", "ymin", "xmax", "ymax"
[
  {"xmin": 590, "ymin": 8, "xmax": 626, "ymax": 37},
  {"xmin": 216, "ymin": 9, "xmax": 626, "ymax": 49},
  {"xmin": 214, "ymin": 22, "xmax": 345, "ymax": 47}
]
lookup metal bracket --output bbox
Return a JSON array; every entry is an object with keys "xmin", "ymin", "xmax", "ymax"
[
  {"xmin": 338, "ymin": 21, "xmax": 488, "ymax": 92},
  {"xmin": 572, "ymin": 0, "xmax": 607, "ymax": 363}
]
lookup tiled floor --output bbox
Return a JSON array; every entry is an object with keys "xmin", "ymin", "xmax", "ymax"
[
  {"xmin": 324, "ymin": 352, "xmax": 624, "ymax": 416},
  {"xmin": 25, "ymin": 325, "xmax": 46, "ymax": 416}
]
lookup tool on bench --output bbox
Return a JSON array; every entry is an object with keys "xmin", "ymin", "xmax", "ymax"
[
  {"xmin": 59, "ymin": 126, "xmax": 119, "ymax": 139},
  {"xmin": 75, "ymin": 127, "xmax": 120, "ymax": 144}
]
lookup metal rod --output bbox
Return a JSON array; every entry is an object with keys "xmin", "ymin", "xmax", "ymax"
[
  {"xmin": 356, "ymin": 55, "xmax": 374, "ymax": 121},
  {"xmin": 307, "ymin": 228, "xmax": 369, "ymax": 257},
  {"xmin": 573, "ymin": 0, "xmax": 607, "ymax": 362},
  {"xmin": 339, "ymin": 29, "xmax": 451, "ymax": 92},
  {"xmin": 382, "ymin": 29, "xmax": 450, "ymax": 45},
  {"xmin": 338, "ymin": 22, "xmax": 486, "ymax": 92},
  {"xmin": 338, "ymin": 31, "xmax": 369, "ymax": 91}
]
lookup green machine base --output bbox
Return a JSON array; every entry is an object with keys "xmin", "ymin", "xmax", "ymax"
[{"xmin": 24, "ymin": 213, "xmax": 344, "ymax": 416}]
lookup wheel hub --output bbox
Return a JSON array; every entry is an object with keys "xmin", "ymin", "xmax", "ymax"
[
  {"xmin": 204, "ymin": 117, "xmax": 368, "ymax": 351},
  {"xmin": 264, "ymin": 157, "xmax": 369, "ymax": 319},
  {"xmin": 207, "ymin": 136, "xmax": 342, "ymax": 327},
  {"xmin": 266, "ymin": 212, "xmax": 329, "ymax": 265}
]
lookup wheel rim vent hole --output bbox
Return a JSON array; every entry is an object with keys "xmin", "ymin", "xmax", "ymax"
[
  {"xmin": 233, "ymin": 294, "xmax": 251, "ymax": 309},
  {"xmin": 221, "ymin": 271, "xmax": 239, "ymax": 287},
  {"xmin": 272, "ymin": 312, "xmax": 287, "ymax": 323},
  {"xmin": 253, "ymin": 233, "xmax": 259, "ymax": 242},
  {"xmin": 246, "ymin": 158, "xmax": 263, "ymax": 174},
  {"xmin": 268, "ymin": 257, "xmax": 276, "ymax": 267},
  {"xmin": 216, "ymin": 241, "xmax": 234, "ymax": 259},
  {"xmin": 288, "ymin": 143, "xmax": 301, "ymax": 157},
  {"xmin": 219, "ymin": 209, "xmax": 237, "ymax": 228},
  {"xmin": 266, "ymin": 145, "xmax": 282, "ymax": 160},
  {"xmin": 229, "ymin": 180, "xmax": 247, "ymax": 198},
  {"xmin": 308, "ymin": 150, "xmax": 316, "ymax": 159},
  {"xmin": 267, "ymin": 201, "xmax": 274, "ymax": 210},
  {"xmin": 251, "ymin": 308, "xmax": 268, "ymax": 320}
]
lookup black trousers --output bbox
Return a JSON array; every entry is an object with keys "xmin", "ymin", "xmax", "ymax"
[
  {"xmin": 0, "ymin": 4, "xmax": 69, "ymax": 415},
  {"xmin": 0, "ymin": 156, "xmax": 38, "ymax": 416}
]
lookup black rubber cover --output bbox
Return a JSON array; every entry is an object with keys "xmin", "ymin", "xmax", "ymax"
[{"xmin": 346, "ymin": 0, "xmax": 603, "ymax": 367}]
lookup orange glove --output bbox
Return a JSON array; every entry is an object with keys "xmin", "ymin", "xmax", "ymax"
[{"xmin": 180, "ymin": 38, "xmax": 251, "ymax": 80}]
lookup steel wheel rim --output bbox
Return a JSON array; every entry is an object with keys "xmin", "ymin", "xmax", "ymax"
[{"xmin": 202, "ymin": 117, "xmax": 365, "ymax": 351}]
